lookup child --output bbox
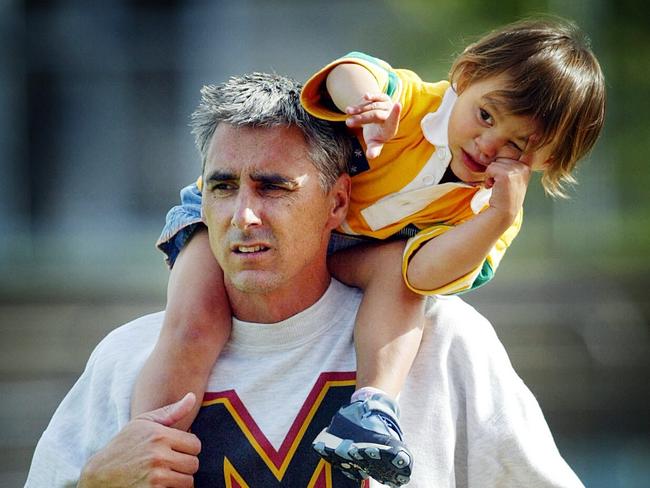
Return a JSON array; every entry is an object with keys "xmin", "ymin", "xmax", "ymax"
[{"xmin": 132, "ymin": 18, "xmax": 605, "ymax": 487}]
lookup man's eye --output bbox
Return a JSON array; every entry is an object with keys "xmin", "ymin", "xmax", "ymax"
[
  {"xmin": 479, "ymin": 108, "xmax": 493, "ymax": 124},
  {"xmin": 509, "ymin": 141, "xmax": 523, "ymax": 152},
  {"xmin": 262, "ymin": 184, "xmax": 287, "ymax": 192},
  {"xmin": 212, "ymin": 183, "xmax": 237, "ymax": 191}
]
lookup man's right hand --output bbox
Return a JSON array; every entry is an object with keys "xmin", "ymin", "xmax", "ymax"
[{"xmin": 78, "ymin": 392, "xmax": 201, "ymax": 488}]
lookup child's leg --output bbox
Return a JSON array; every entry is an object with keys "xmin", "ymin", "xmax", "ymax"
[
  {"xmin": 314, "ymin": 239, "xmax": 424, "ymax": 486},
  {"xmin": 329, "ymin": 239, "xmax": 425, "ymax": 399},
  {"xmin": 131, "ymin": 227, "xmax": 230, "ymax": 431}
]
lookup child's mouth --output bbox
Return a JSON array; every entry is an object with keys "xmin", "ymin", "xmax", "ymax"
[{"xmin": 462, "ymin": 150, "xmax": 486, "ymax": 173}]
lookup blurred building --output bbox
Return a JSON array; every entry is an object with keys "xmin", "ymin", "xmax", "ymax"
[{"xmin": 0, "ymin": 1, "xmax": 648, "ymax": 487}]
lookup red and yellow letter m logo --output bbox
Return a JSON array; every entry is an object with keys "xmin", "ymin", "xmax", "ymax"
[{"xmin": 191, "ymin": 372, "xmax": 369, "ymax": 487}]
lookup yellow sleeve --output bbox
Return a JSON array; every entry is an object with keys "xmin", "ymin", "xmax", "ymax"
[
  {"xmin": 301, "ymin": 51, "xmax": 402, "ymax": 121},
  {"xmin": 401, "ymin": 210, "xmax": 523, "ymax": 296}
]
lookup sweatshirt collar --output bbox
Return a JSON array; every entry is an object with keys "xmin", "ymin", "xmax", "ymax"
[{"xmin": 228, "ymin": 279, "xmax": 358, "ymax": 351}]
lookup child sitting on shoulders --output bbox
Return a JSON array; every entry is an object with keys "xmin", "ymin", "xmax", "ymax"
[{"xmin": 131, "ymin": 17, "xmax": 605, "ymax": 487}]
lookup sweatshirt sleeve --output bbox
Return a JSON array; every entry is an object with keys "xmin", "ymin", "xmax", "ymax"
[
  {"xmin": 25, "ymin": 355, "xmax": 115, "ymax": 486},
  {"xmin": 445, "ymin": 307, "xmax": 584, "ymax": 487},
  {"xmin": 25, "ymin": 320, "xmax": 147, "ymax": 487}
]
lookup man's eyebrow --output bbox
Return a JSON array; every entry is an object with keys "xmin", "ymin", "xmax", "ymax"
[
  {"xmin": 249, "ymin": 171, "xmax": 302, "ymax": 188},
  {"xmin": 204, "ymin": 170, "xmax": 237, "ymax": 182}
]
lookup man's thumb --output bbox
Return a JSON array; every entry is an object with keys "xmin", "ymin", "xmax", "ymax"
[{"xmin": 137, "ymin": 392, "xmax": 196, "ymax": 426}]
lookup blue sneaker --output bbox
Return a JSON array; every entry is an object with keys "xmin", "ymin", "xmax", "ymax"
[{"xmin": 312, "ymin": 393, "xmax": 413, "ymax": 487}]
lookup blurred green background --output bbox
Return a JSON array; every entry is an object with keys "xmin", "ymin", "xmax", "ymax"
[{"xmin": 1, "ymin": 0, "xmax": 648, "ymax": 486}]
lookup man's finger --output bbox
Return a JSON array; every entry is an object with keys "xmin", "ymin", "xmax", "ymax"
[
  {"xmin": 137, "ymin": 392, "xmax": 197, "ymax": 427},
  {"xmin": 161, "ymin": 469, "xmax": 195, "ymax": 488},
  {"xmin": 169, "ymin": 449, "xmax": 201, "ymax": 475},
  {"xmin": 169, "ymin": 429, "xmax": 202, "ymax": 456}
]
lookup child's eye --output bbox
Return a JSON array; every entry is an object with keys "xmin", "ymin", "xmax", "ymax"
[
  {"xmin": 509, "ymin": 141, "xmax": 523, "ymax": 152},
  {"xmin": 479, "ymin": 108, "xmax": 493, "ymax": 125}
]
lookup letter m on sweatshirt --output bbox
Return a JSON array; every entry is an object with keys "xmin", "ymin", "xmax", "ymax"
[{"xmin": 191, "ymin": 372, "xmax": 369, "ymax": 487}]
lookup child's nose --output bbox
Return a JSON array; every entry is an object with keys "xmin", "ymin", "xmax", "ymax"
[{"xmin": 476, "ymin": 134, "xmax": 502, "ymax": 163}]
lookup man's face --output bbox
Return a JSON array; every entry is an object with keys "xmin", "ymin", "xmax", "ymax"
[{"xmin": 202, "ymin": 124, "xmax": 346, "ymax": 299}]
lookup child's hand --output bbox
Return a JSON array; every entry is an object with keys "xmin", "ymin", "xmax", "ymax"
[
  {"xmin": 344, "ymin": 93, "xmax": 401, "ymax": 159},
  {"xmin": 484, "ymin": 138, "xmax": 538, "ymax": 221}
]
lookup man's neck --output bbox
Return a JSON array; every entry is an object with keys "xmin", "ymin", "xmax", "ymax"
[{"xmin": 225, "ymin": 272, "xmax": 332, "ymax": 323}]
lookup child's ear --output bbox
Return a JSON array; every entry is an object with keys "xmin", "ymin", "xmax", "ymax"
[{"xmin": 530, "ymin": 142, "xmax": 555, "ymax": 171}]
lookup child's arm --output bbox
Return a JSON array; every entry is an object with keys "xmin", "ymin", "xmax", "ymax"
[
  {"xmin": 326, "ymin": 64, "xmax": 402, "ymax": 159},
  {"xmin": 407, "ymin": 146, "xmax": 534, "ymax": 292},
  {"xmin": 131, "ymin": 227, "xmax": 231, "ymax": 431},
  {"xmin": 326, "ymin": 63, "xmax": 379, "ymax": 112}
]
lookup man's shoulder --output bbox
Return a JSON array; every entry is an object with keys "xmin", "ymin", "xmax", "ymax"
[
  {"xmin": 422, "ymin": 295, "xmax": 503, "ymax": 357},
  {"xmin": 87, "ymin": 311, "xmax": 164, "ymax": 368},
  {"xmin": 424, "ymin": 295, "xmax": 493, "ymax": 332}
]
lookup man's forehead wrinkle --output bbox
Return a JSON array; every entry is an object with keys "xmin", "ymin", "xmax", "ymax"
[{"xmin": 204, "ymin": 124, "xmax": 316, "ymax": 186}]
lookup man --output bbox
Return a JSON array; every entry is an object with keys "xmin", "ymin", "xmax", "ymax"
[{"xmin": 26, "ymin": 73, "xmax": 583, "ymax": 487}]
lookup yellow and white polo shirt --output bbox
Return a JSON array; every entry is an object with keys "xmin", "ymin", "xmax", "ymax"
[{"xmin": 302, "ymin": 52, "xmax": 523, "ymax": 295}]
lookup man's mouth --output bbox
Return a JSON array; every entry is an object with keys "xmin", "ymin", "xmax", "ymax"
[{"xmin": 233, "ymin": 244, "xmax": 270, "ymax": 254}]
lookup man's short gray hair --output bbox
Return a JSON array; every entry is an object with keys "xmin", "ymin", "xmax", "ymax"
[{"xmin": 191, "ymin": 72, "xmax": 352, "ymax": 191}]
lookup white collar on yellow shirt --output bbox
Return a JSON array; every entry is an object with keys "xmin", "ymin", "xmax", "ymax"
[{"xmin": 357, "ymin": 87, "xmax": 492, "ymax": 233}]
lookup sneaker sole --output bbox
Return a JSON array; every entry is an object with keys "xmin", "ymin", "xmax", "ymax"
[{"xmin": 312, "ymin": 429, "xmax": 412, "ymax": 487}]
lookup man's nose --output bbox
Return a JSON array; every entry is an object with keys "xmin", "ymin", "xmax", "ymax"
[{"xmin": 231, "ymin": 192, "xmax": 262, "ymax": 230}]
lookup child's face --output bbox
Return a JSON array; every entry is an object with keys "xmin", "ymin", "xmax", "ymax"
[{"xmin": 447, "ymin": 74, "xmax": 552, "ymax": 184}]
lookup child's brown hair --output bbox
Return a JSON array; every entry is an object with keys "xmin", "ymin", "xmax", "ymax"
[{"xmin": 449, "ymin": 18, "xmax": 606, "ymax": 197}]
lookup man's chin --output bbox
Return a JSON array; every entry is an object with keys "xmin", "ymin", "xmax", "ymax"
[{"xmin": 227, "ymin": 271, "xmax": 283, "ymax": 294}]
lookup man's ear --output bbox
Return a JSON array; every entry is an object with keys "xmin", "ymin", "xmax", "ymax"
[{"xmin": 327, "ymin": 174, "xmax": 351, "ymax": 230}]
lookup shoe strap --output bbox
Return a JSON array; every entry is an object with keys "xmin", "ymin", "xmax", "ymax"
[
  {"xmin": 364, "ymin": 394, "xmax": 401, "ymax": 419},
  {"xmin": 363, "ymin": 395, "xmax": 404, "ymax": 438}
]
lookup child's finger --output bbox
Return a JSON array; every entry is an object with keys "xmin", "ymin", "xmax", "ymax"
[
  {"xmin": 346, "ymin": 100, "xmax": 393, "ymax": 115},
  {"xmin": 488, "ymin": 159, "xmax": 532, "ymax": 180},
  {"xmin": 366, "ymin": 142, "xmax": 383, "ymax": 159},
  {"xmin": 362, "ymin": 92, "xmax": 392, "ymax": 103},
  {"xmin": 383, "ymin": 102, "xmax": 401, "ymax": 135},
  {"xmin": 518, "ymin": 135, "xmax": 540, "ymax": 167},
  {"xmin": 346, "ymin": 93, "xmax": 392, "ymax": 113},
  {"xmin": 345, "ymin": 110, "xmax": 391, "ymax": 127}
]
